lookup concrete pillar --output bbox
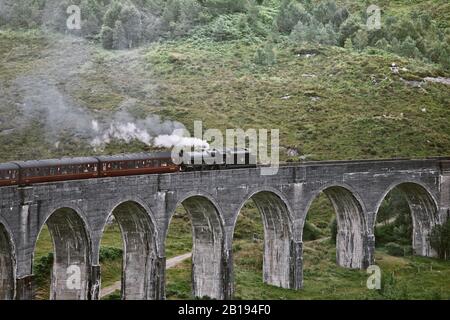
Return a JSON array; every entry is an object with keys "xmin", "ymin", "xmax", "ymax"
[
  {"xmin": 364, "ymin": 233, "xmax": 376, "ymax": 268},
  {"xmin": 89, "ymin": 265, "xmax": 101, "ymax": 300},
  {"xmin": 222, "ymin": 249, "xmax": 233, "ymax": 300},
  {"xmin": 15, "ymin": 275, "xmax": 33, "ymax": 300},
  {"xmin": 439, "ymin": 161, "xmax": 450, "ymax": 223},
  {"xmin": 289, "ymin": 240, "xmax": 303, "ymax": 290},
  {"xmin": 148, "ymin": 256, "xmax": 165, "ymax": 300}
]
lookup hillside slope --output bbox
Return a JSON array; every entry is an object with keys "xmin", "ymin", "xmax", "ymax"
[{"xmin": 0, "ymin": 0, "xmax": 449, "ymax": 162}]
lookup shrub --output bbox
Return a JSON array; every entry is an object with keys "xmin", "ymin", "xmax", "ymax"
[
  {"xmin": 290, "ymin": 19, "xmax": 337, "ymax": 45},
  {"xmin": 100, "ymin": 25, "xmax": 114, "ymax": 49},
  {"xmin": 119, "ymin": 3, "xmax": 143, "ymax": 47},
  {"xmin": 399, "ymin": 36, "xmax": 422, "ymax": 59},
  {"xmin": 209, "ymin": 15, "xmax": 243, "ymax": 41},
  {"xmin": 276, "ymin": 0, "xmax": 310, "ymax": 34},
  {"xmin": 99, "ymin": 246, "xmax": 123, "ymax": 262},
  {"xmin": 303, "ymin": 221, "xmax": 322, "ymax": 241},
  {"xmin": 385, "ymin": 242, "xmax": 405, "ymax": 257},
  {"xmin": 33, "ymin": 252, "xmax": 54, "ymax": 287},
  {"xmin": 103, "ymin": 0, "xmax": 123, "ymax": 29},
  {"xmin": 344, "ymin": 37, "xmax": 353, "ymax": 49},
  {"xmin": 338, "ymin": 14, "xmax": 362, "ymax": 46},
  {"xmin": 353, "ymin": 29, "xmax": 368, "ymax": 51},
  {"xmin": 253, "ymin": 42, "xmax": 277, "ymax": 66},
  {"xmin": 202, "ymin": 0, "xmax": 248, "ymax": 15},
  {"xmin": 329, "ymin": 218, "xmax": 337, "ymax": 244},
  {"xmin": 429, "ymin": 219, "xmax": 450, "ymax": 260},
  {"xmin": 113, "ymin": 20, "xmax": 128, "ymax": 49}
]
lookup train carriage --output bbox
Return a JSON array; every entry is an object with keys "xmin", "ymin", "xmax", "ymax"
[
  {"xmin": 14, "ymin": 157, "xmax": 99, "ymax": 185},
  {"xmin": 0, "ymin": 163, "xmax": 20, "ymax": 187},
  {"xmin": 96, "ymin": 152, "xmax": 179, "ymax": 177}
]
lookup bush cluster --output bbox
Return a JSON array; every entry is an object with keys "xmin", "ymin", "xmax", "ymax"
[
  {"xmin": 429, "ymin": 219, "xmax": 450, "ymax": 260},
  {"xmin": 280, "ymin": 0, "xmax": 450, "ymax": 69},
  {"xmin": 0, "ymin": 0, "xmax": 448, "ymax": 68}
]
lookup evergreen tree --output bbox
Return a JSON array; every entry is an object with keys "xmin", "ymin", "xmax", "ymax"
[
  {"xmin": 276, "ymin": 0, "xmax": 310, "ymax": 34},
  {"xmin": 113, "ymin": 20, "xmax": 128, "ymax": 49},
  {"xmin": 429, "ymin": 219, "xmax": 450, "ymax": 260},
  {"xmin": 353, "ymin": 29, "xmax": 368, "ymax": 51},
  {"xmin": 100, "ymin": 25, "xmax": 114, "ymax": 49},
  {"xmin": 344, "ymin": 37, "xmax": 353, "ymax": 50},
  {"xmin": 103, "ymin": 0, "xmax": 122, "ymax": 29},
  {"xmin": 339, "ymin": 14, "xmax": 362, "ymax": 46},
  {"xmin": 120, "ymin": 3, "xmax": 143, "ymax": 47},
  {"xmin": 400, "ymin": 36, "xmax": 421, "ymax": 59}
]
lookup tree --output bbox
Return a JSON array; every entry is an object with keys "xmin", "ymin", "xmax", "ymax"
[
  {"xmin": 276, "ymin": 0, "xmax": 310, "ymax": 34},
  {"xmin": 399, "ymin": 36, "xmax": 421, "ymax": 59},
  {"xmin": 112, "ymin": 20, "xmax": 128, "ymax": 49},
  {"xmin": 312, "ymin": 0, "xmax": 337, "ymax": 25},
  {"xmin": 332, "ymin": 7, "xmax": 349, "ymax": 28},
  {"xmin": 429, "ymin": 219, "xmax": 450, "ymax": 260},
  {"xmin": 344, "ymin": 37, "xmax": 353, "ymax": 50},
  {"xmin": 353, "ymin": 29, "xmax": 368, "ymax": 51},
  {"xmin": 375, "ymin": 38, "xmax": 390, "ymax": 51},
  {"xmin": 290, "ymin": 19, "xmax": 336, "ymax": 46},
  {"xmin": 339, "ymin": 14, "xmax": 362, "ymax": 46},
  {"xmin": 119, "ymin": 3, "xmax": 143, "ymax": 47},
  {"xmin": 100, "ymin": 25, "xmax": 114, "ymax": 49},
  {"xmin": 81, "ymin": 0, "xmax": 102, "ymax": 38},
  {"xmin": 253, "ymin": 42, "xmax": 276, "ymax": 66},
  {"xmin": 103, "ymin": 0, "xmax": 122, "ymax": 29},
  {"xmin": 202, "ymin": 0, "xmax": 248, "ymax": 15}
]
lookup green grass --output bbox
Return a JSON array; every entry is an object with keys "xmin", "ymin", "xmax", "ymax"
[
  {"xmin": 164, "ymin": 237, "xmax": 450, "ymax": 300},
  {"xmin": 230, "ymin": 239, "xmax": 450, "ymax": 300},
  {"xmin": 32, "ymin": 209, "xmax": 194, "ymax": 298},
  {"xmin": 145, "ymin": 39, "xmax": 450, "ymax": 161},
  {"xmin": 32, "ymin": 193, "xmax": 450, "ymax": 300}
]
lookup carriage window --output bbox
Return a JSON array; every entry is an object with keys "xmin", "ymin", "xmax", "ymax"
[
  {"xmin": 0, "ymin": 171, "xmax": 4, "ymax": 179},
  {"xmin": 112, "ymin": 162, "xmax": 119, "ymax": 170},
  {"xmin": 161, "ymin": 161, "xmax": 167, "ymax": 167}
]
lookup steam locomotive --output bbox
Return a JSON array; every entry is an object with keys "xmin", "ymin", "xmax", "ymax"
[{"xmin": 0, "ymin": 148, "xmax": 256, "ymax": 187}]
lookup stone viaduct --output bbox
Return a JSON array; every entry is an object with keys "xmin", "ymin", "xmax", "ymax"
[{"xmin": 0, "ymin": 158, "xmax": 449, "ymax": 300}]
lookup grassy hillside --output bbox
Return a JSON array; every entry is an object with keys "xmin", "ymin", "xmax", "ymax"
[
  {"xmin": 146, "ymin": 39, "xmax": 449, "ymax": 160},
  {"xmin": 0, "ymin": 0, "xmax": 449, "ymax": 162}
]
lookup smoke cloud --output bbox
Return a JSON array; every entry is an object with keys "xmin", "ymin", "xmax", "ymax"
[{"xmin": 7, "ymin": 35, "xmax": 208, "ymax": 152}]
